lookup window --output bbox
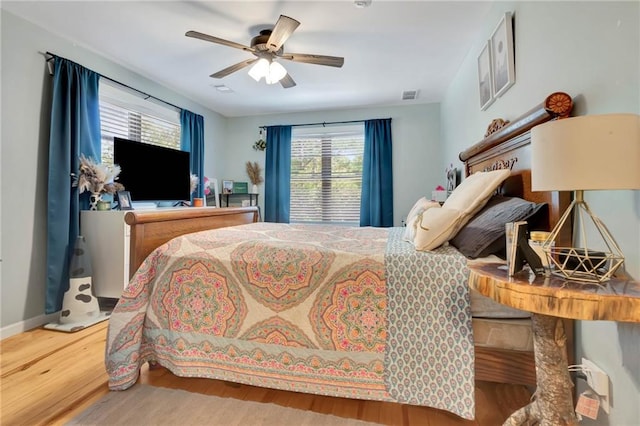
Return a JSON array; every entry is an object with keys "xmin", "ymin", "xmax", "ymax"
[
  {"xmin": 99, "ymin": 81, "xmax": 181, "ymax": 164},
  {"xmin": 290, "ymin": 124, "xmax": 364, "ymax": 225}
]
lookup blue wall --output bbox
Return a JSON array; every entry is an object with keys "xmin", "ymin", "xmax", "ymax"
[{"xmin": 441, "ymin": 2, "xmax": 640, "ymax": 424}]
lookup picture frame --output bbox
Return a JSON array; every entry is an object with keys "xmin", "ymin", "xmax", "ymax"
[
  {"xmin": 222, "ymin": 180, "xmax": 234, "ymax": 194},
  {"xmin": 507, "ymin": 221, "xmax": 545, "ymax": 276},
  {"xmin": 490, "ymin": 11, "xmax": 515, "ymax": 98},
  {"xmin": 211, "ymin": 178, "xmax": 220, "ymax": 208},
  {"xmin": 232, "ymin": 181, "xmax": 248, "ymax": 194},
  {"xmin": 446, "ymin": 167, "xmax": 459, "ymax": 194},
  {"xmin": 477, "ymin": 41, "xmax": 494, "ymax": 110},
  {"xmin": 506, "ymin": 221, "xmax": 525, "ymax": 276},
  {"xmin": 116, "ymin": 190, "xmax": 133, "ymax": 210}
]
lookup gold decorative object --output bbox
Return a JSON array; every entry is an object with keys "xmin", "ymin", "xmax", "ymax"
[
  {"xmin": 484, "ymin": 118, "xmax": 510, "ymax": 137},
  {"xmin": 544, "ymin": 92, "xmax": 573, "ymax": 118}
]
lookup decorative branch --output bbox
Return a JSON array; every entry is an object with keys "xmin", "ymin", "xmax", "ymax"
[
  {"xmin": 190, "ymin": 174, "xmax": 198, "ymax": 193},
  {"xmin": 245, "ymin": 161, "xmax": 263, "ymax": 185}
]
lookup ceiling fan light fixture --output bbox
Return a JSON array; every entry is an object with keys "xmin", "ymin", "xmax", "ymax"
[
  {"xmin": 248, "ymin": 58, "xmax": 270, "ymax": 82},
  {"xmin": 249, "ymin": 58, "xmax": 287, "ymax": 84},
  {"xmin": 266, "ymin": 61, "xmax": 287, "ymax": 84}
]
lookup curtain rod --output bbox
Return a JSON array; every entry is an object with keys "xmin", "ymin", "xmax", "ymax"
[
  {"xmin": 259, "ymin": 118, "xmax": 391, "ymax": 130},
  {"xmin": 44, "ymin": 51, "xmax": 182, "ymax": 112}
]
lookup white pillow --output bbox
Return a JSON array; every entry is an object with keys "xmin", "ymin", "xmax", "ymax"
[
  {"xmin": 406, "ymin": 197, "xmax": 438, "ymax": 223},
  {"xmin": 414, "ymin": 207, "xmax": 464, "ymax": 251},
  {"xmin": 443, "ymin": 169, "xmax": 510, "ymax": 216},
  {"xmin": 413, "ymin": 169, "xmax": 511, "ymax": 251},
  {"xmin": 403, "ymin": 197, "xmax": 441, "ymax": 242}
]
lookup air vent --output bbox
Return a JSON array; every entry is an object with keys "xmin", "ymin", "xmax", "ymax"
[
  {"xmin": 402, "ymin": 90, "xmax": 418, "ymax": 100},
  {"xmin": 354, "ymin": 0, "xmax": 372, "ymax": 8},
  {"xmin": 212, "ymin": 84, "xmax": 234, "ymax": 93}
]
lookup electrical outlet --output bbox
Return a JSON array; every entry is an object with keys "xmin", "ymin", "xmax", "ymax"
[{"xmin": 581, "ymin": 357, "xmax": 610, "ymax": 414}]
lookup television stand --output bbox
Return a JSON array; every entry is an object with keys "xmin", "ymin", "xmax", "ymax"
[{"xmin": 173, "ymin": 201, "xmax": 190, "ymax": 207}]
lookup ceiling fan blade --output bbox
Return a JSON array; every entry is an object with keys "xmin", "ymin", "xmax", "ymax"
[
  {"xmin": 186, "ymin": 30, "xmax": 255, "ymax": 53},
  {"xmin": 210, "ymin": 58, "xmax": 258, "ymax": 79},
  {"xmin": 281, "ymin": 53, "xmax": 344, "ymax": 68},
  {"xmin": 266, "ymin": 15, "xmax": 300, "ymax": 52},
  {"xmin": 280, "ymin": 73, "xmax": 297, "ymax": 89}
]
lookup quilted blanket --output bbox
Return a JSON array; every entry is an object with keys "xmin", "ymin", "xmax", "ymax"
[{"xmin": 105, "ymin": 222, "xmax": 474, "ymax": 419}]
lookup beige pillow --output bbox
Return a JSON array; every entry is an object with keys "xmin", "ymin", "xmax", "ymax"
[
  {"xmin": 443, "ymin": 169, "xmax": 511, "ymax": 216},
  {"xmin": 413, "ymin": 169, "xmax": 510, "ymax": 251},
  {"xmin": 414, "ymin": 207, "xmax": 464, "ymax": 251},
  {"xmin": 403, "ymin": 197, "xmax": 441, "ymax": 242}
]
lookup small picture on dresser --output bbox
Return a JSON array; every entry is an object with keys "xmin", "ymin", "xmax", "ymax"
[
  {"xmin": 222, "ymin": 180, "xmax": 234, "ymax": 194},
  {"xmin": 116, "ymin": 191, "xmax": 133, "ymax": 210}
]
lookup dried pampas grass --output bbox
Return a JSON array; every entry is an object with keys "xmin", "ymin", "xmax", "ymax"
[
  {"xmin": 246, "ymin": 161, "xmax": 263, "ymax": 185},
  {"xmin": 73, "ymin": 154, "xmax": 123, "ymax": 194}
]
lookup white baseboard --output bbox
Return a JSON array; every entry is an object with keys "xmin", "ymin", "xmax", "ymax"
[{"xmin": 0, "ymin": 312, "xmax": 59, "ymax": 340}]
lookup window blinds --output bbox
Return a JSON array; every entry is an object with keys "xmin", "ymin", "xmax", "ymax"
[
  {"xmin": 290, "ymin": 125, "xmax": 364, "ymax": 224},
  {"xmin": 98, "ymin": 82, "xmax": 181, "ymax": 164}
]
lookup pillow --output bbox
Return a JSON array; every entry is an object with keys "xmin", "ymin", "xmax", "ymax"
[
  {"xmin": 403, "ymin": 197, "xmax": 441, "ymax": 241},
  {"xmin": 413, "ymin": 207, "xmax": 464, "ymax": 251},
  {"xmin": 406, "ymin": 197, "xmax": 439, "ymax": 225},
  {"xmin": 443, "ymin": 169, "xmax": 511, "ymax": 217},
  {"xmin": 413, "ymin": 170, "xmax": 511, "ymax": 251},
  {"xmin": 450, "ymin": 195, "xmax": 547, "ymax": 259}
]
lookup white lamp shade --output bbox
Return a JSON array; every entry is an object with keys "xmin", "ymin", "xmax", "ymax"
[
  {"xmin": 531, "ymin": 114, "xmax": 640, "ymax": 191},
  {"xmin": 248, "ymin": 58, "xmax": 270, "ymax": 82},
  {"xmin": 266, "ymin": 61, "xmax": 287, "ymax": 84},
  {"xmin": 248, "ymin": 58, "xmax": 287, "ymax": 84}
]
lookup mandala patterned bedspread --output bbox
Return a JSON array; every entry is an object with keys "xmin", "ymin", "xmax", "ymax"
[{"xmin": 106, "ymin": 223, "xmax": 475, "ymax": 419}]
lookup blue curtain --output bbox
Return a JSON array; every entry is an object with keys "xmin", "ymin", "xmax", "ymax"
[
  {"xmin": 46, "ymin": 57, "xmax": 101, "ymax": 313},
  {"xmin": 264, "ymin": 125, "xmax": 292, "ymax": 223},
  {"xmin": 360, "ymin": 118, "xmax": 393, "ymax": 227},
  {"xmin": 180, "ymin": 110, "xmax": 205, "ymax": 198}
]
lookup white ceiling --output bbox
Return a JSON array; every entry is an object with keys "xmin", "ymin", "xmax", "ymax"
[{"xmin": 2, "ymin": 1, "xmax": 492, "ymax": 117}]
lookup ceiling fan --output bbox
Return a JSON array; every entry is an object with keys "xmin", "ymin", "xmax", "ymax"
[{"xmin": 186, "ymin": 15, "xmax": 344, "ymax": 89}]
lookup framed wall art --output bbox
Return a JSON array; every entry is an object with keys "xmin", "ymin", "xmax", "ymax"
[
  {"xmin": 477, "ymin": 41, "xmax": 494, "ymax": 110},
  {"xmin": 490, "ymin": 11, "xmax": 515, "ymax": 98}
]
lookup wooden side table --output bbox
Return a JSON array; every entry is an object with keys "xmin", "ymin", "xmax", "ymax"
[{"xmin": 468, "ymin": 263, "xmax": 640, "ymax": 426}]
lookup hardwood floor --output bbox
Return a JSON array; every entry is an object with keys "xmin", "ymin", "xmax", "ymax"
[{"xmin": 1, "ymin": 321, "xmax": 531, "ymax": 425}]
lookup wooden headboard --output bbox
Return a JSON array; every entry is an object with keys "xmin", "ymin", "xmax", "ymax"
[
  {"xmin": 459, "ymin": 92, "xmax": 573, "ymax": 247},
  {"xmin": 459, "ymin": 92, "xmax": 575, "ymax": 385}
]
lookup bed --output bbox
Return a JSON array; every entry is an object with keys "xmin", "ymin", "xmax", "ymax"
[{"xmin": 105, "ymin": 92, "xmax": 574, "ymax": 420}]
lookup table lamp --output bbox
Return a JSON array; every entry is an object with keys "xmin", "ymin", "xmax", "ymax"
[{"xmin": 531, "ymin": 113, "xmax": 640, "ymax": 283}]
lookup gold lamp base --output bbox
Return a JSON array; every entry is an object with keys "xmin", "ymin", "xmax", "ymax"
[{"xmin": 542, "ymin": 190, "xmax": 625, "ymax": 284}]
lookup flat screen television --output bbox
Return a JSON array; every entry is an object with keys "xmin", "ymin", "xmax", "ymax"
[{"xmin": 113, "ymin": 137, "xmax": 191, "ymax": 204}]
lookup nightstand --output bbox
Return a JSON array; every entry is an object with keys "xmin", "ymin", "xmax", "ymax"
[{"xmin": 467, "ymin": 263, "xmax": 640, "ymax": 426}]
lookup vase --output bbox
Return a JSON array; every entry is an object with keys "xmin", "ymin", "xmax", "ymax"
[
  {"xmin": 251, "ymin": 184, "xmax": 259, "ymax": 194},
  {"xmin": 60, "ymin": 235, "xmax": 99, "ymax": 324},
  {"xmin": 89, "ymin": 192, "xmax": 102, "ymax": 211}
]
